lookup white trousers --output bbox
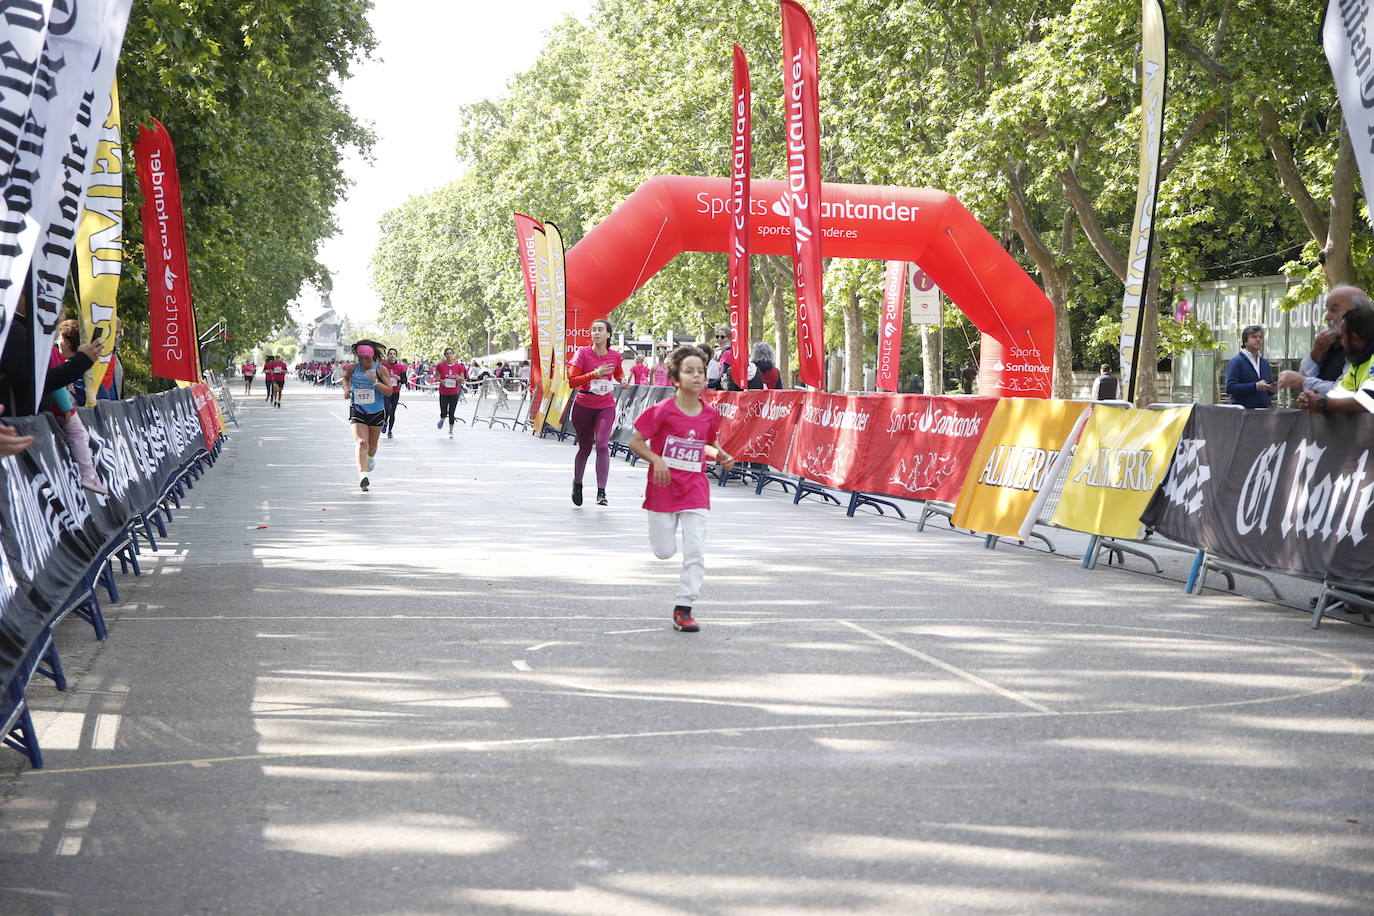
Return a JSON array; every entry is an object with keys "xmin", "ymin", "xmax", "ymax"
[{"xmin": 647, "ymin": 509, "xmax": 707, "ymax": 607}]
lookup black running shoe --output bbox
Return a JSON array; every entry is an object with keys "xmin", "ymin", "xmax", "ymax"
[
  {"xmin": 672, "ymin": 606, "xmax": 699, "ymax": 632},
  {"xmin": 572, "ymin": 482, "xmax": 583, "ymax": 506},
  {"xmin": 359, "ymin": 476, "xmax": 370, "ymax": 492},
  {"xmin": 596, "ymin": 488, "xmax": 608, "ymax": 506}
]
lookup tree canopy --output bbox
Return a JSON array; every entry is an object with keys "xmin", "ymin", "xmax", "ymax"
[
  {"xmin": 113, "ymin": 0, "xmax": 376, "ymax": 391},
  {"xmin": 373, "ymin": 0, "xmax": 1362, "ymax": 400}
]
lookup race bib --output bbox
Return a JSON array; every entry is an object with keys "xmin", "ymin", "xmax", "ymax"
[
  {"xmin": 442, "ymin": 378, "xmax": 457, "ymax": 389},
  {"xmin": 589, "ymin": 378, "xmax": 614, "ymax": 396},
  {"xmin": 663, "ymin": 435, "xmax": 704, "ymax": 473},
  {"xmin": 354, "ymin": 388, "xmax": 376, "ymax": 405}
]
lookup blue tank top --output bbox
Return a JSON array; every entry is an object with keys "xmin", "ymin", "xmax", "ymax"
[{"xmin": 350, "ymin": 365, "xmax": 384, "ymax": 413}]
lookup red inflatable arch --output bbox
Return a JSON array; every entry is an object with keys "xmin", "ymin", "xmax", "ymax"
[{"xmin": 565, "ymin": 175, "xmax": 1052, "ymax": 397}]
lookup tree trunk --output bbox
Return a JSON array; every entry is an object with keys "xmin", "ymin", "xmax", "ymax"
[
  {"xmin": 770, "ymin": 283, "xmax": 792, "ymax": 388},
  {"xmin": 844, "ymin": 289, "xmax": 864, "ymax": 391},
  {"xmin": 921, "ymin": 324, "xmax": 943, "ymax": 395},
  {"xmin": 1053, "ymin": 298, "xmax": 1074, "ymax": 398},
  {"xmin": 1325, "ymin": 121, "xmax": 1357, "ymax": 287},
  {"xmin": 750, "ymin": 285, "xmax": 766, "ymax": 356},
  {"xmin": 1132, "ymin": 267, "xmax": 1162, "ymax": 406}
]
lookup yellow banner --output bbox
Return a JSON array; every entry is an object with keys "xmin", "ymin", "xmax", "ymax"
[
  {"xmin": 1051, "ymin": 405, "xmax": 1190, "ymax": 538},
  {"xmin": 532, "ymin": 228, "xmax": 555, "ymax": 400},
  {"xmin": 76, "ymin": 79, "xmax": 123, "ymax": 406},
  {"xmin": 545, "ymin": 222, "xmax": 568, "ymax": 383},
  {"xmin": 542, "ymin": 377, "xmax": 573, "ymax": 432},
  {"xmin": 951, "ymin": 398, "xmax": 1090, "ymax": 538}
]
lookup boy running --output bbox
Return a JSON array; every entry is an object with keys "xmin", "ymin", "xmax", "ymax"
[{"xmin": 628, "ymin": 345, "xmax": 735, "ymax": 632}]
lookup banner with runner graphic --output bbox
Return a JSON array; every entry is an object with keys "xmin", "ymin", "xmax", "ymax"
[
  {"xmin": 780, "ymin": 0, "xmax": 826, "ymax": 389},
  {"xmin": 1050, "ymin": 405, "xmax": 1191, "ymax": 538},
  {"xmin": 951, "ymin": 398, "xmax": 1091, "ymax": 538},
  {"xmin": 850, "ymin": 395, "xmax": 998, "ymax": 502},
  {"xmin": 1141, "ymin": 407, "xmax": 1374, "ymax": 583},
  {"xmin": 77, "ymin": 79, "xmax": 125, "ymax": 406},
  {"xmin": 135, "ymin": 119, "xmax": 201, "ymax": 383},
  {"xmin": 784, "ymin": 392, "xmax": 873, "ymax": 488},
  {"xmin": 876, "ymin": 260, "xmax": 906, "ymax": 392},
  {"xmin": 728, "ymin": 44, "xmax": 753, "ymax": 390},
  {"xmin": 704, "ymin": 389, "xmax": 804, "ymax": 468}
]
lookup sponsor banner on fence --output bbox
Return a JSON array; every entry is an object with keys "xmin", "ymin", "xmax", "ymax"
[
  {"xmin": 1051, "ymin": 405, "xmax": 1191, "ymax": 539},
  {"xmin": 784, "ymin": 392, "xmax": 874, "ymax": 488},
  {"xmin": 77, "ymin": 78, "xmax": 125, "ymax": 405},
  {"xmin": 0, "ymin": 388, "xmax": 215, "ymax": 690},
  {"xmin": 616, "ymin": 385, "xmax": 674, "ymax": 446},
  {"xmin": 705, "ymin": 389, "xmax": 804, "ymax": 468},
  {"xmin": 951, "ymin": 398, "xmax": 1090, "ymax": 538},
  {"xmin": 852, "ymin": 395, "xmax": 998, "ymax": 503},
  {"xmin": 1141, "ymin": 407, "xmax": 1374, "ymax": 583}
]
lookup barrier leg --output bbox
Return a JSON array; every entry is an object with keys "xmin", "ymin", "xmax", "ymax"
[
  {"xmin": 1185, "ymin": 550, "xmax": 1205, "ymax": 594},
  {"xmin": 1081, "ymin": 535, "xmax": 1099, "ymax": 569},
  {"xmin": 2, "ymin": 685, "xmax": 43, "ymax": 769},
  {"xmin": 72, "ymin": 590, "xmax": 109, "ymax": 641},
  {"xmin": 101, "ymin": 560, "xmax": 120, "ymax": 603},
  {"xmin": 36, "ymin": 640, "xmax": 66, "ymax": 691}
]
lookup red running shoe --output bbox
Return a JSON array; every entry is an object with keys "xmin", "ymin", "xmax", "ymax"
[{"xmin": 672, "ymin": 606, "xmax": 699, "ymax": 632}]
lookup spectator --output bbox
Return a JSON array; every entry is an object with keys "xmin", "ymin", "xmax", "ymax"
[
  {"xmin": 959, "ymin": 363, "xmax": 976, "ymax": 394},
  {"xmin": 1279, "ymin": 285, "xmax": 1368, "ymax": 396},
  {"xmin": 707, "ymin": 327, "xmax": 732, "ymax": 389},
  {"xmin": 629, "ymin": 352, "xmax": 650, "ymax": 385},
  {"xmin": 1091, "ymin": 363, "xmax": 1120, "ymax": 400},
  {"xmin": 0, "ymin": 288, "xmax": 99, "ymax": 417},
  {"xmin": 1224, "ymin": 324, "xmax": 1275, "ymax": 408},
  {"xmin": 53, "ymin": 321, "xmax": 106, "ymax": 492},
  {"xmin": 1298, "ymin": 303, "xmax": 1374, "ymax": 415},
  {"xmin": 907, "ymin": 372, "xmax": 924, "ymax": 394},
  {"xmin": 751, "ymin": 341, "xmax": 781, "ymax": 390},
  {"xmin": 0, "ymin": 405, "xmax": 33, "ymax": 458}
]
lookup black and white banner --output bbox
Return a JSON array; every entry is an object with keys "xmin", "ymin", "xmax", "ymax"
[
  {"xmin": 0, "ymin": 0, "xmax": 133, "ymax": 411},
  {"xmin": 611, "ymin": 385, "xmax": 672, "ymax": 447},
  {"xmin": 0, "ymin": 387, "xmax": 210, "ymax": 690},
  {"xmin": 1142, "ymin": 406, "xmax": 1374, "ymax": 584},
  {"xmin": 1325, "ymin": 0, "xmax": 1374, "ymax": 229}
]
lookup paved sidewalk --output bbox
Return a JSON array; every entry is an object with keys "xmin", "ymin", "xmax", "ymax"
[{"xmin": 2, "ymin": 385, "xmax": 1373, "ymax": 915}]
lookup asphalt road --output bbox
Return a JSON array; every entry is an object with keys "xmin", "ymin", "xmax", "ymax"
[{"xmin": 2, "ymin": 383, "xmax": 1372, "ymax": 915}]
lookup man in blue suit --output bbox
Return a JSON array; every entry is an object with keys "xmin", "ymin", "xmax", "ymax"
[{"xmin": 1224, "ymin": 324, "xmax": 1275, "ymax": 408}]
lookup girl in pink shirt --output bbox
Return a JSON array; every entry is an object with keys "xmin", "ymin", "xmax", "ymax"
[
  {"xmin": 628, "ymin": 354, "xmax": 650, "ymax": 385},
  {"xmin": 567, "ymin": 318, "xmax": 624, "ymax": 506},
  {"xmin": 628, "ymin": 345, "xmax": 735, "ymax": 632}
]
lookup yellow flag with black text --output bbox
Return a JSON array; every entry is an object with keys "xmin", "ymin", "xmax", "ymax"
[
  {"xmin": 1051, "ymin": 406, "xmax": 1190, "ymax": 539},
  {"xmin": 951, "ymin": 399, "xmax": 1090, "ymax": 538},
  {"xmin": 76, "ymin": 79, "xmax": 123, "ymax": 406}
]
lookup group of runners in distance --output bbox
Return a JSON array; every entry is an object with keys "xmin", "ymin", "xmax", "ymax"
[
  {"xmin": 240, "ymin": 355, "xmax": 288, "ymax": 407},
  {"xmin": 236, "ymin": 321, "xmax": 735, "ymax": 632}
]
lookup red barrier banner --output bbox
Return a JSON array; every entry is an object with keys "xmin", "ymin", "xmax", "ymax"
[
  {"xmin": 728, "ymin": 44, "xmax": 753, "ymax": 389},
  {"xmin": 784, "ymin": 392, "xmax": 874, "ymax": 488},
  {"xmin": 705, "ymin": 389, "xmax": 805, "ymax": 468},
  {"xmin": 780, "ymin": 0, "xmax": 826, "ymax": 388},
  {"xmin": 190, "ymin": 383, "xmax": 220, "ymax": 451},
  {"xmin": 849, "ymin": 395, "xmax": 998, "ymax": 502},
  {"xmin": 135, "ymin": 119, "xmax": 200, "ymax": 383},
  {"xmin": 877, "ymin": 260, "xmax": 906, "ymax": 392}
]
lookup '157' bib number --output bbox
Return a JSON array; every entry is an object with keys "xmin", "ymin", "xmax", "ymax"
[{"xmin": 354, "ymin": 387, "xmax": 375, "ymax": 405}]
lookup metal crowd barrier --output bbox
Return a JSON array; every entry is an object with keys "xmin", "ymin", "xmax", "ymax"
[{"xmin": 469, "ymin": 378, "xmax": 529, "ymax": 429}]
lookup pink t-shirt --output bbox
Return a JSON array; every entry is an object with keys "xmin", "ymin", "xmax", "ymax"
[
  {"xmin": 570, "ymin": 347, "xmax": 623, "ymax": 409},
  {"xmin": 634, "ymin": 397, "xmax": 720, "ymax": 513},
  {"xmin": 434, "ymin": 361, "xmax": 464, "ymax": 392},
  {"xmin": 652, "ymin": 364, "xmax": 670, "ymax": 386},
  {"xmin": 629, "ymin": 363, "xmax": 650, "ymax": 385}
]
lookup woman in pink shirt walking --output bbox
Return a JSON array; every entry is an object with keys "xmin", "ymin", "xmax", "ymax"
[{"xmin": 628, "ymin": 345, "xmax": 735, "ymax": 632}]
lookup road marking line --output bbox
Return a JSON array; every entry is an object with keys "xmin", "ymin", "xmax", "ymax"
[
  {"xmin": 512, "ymin": 660, "xmax": 531, "ymax": 671},
  {"xmin": 524, "ymin": 642, "xmax": 561, "ymax": 652},
  {"xmin": 838, "ymin": 620, "xmax": 1057, "ymax": 714},
  {"xmin": 603, "ymin": 627, "xmax": 661, "ymax": 634}
]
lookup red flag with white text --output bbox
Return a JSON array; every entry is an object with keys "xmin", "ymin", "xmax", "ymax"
[
  {"xmin": 514, "ymin": 213, "xmax": 547, "ymax": 405},
  {"xmin": 135, "ymin": 120, "xmax": 200, "ymax": 383},
  {"xmin": 728, "ymin": 44, "xmax": 753, "ymax": 389},
  {"xmin": 877, "ymin": 260, "xmax": 906, "ymax": 392},
  {"xmin": 780, "ymin": 0, "xmax": 826, "ymax": 389}
]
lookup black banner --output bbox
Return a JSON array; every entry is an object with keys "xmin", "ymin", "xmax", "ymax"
[
  {"xmin": 0, "ymin": 388, "xmax": 213, "ymax": 690},
  {"xmin": 1142, "ymin": 406, "xmax": 1374, "ymax": 584},
  {"xmin": 612, "ymin": 385, "xmax": 672, "ymax": 447}
]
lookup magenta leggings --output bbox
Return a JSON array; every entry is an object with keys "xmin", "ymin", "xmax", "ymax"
[{"xmin": 572, "ymin": 402, "xmax": 616, "ymax": 488}]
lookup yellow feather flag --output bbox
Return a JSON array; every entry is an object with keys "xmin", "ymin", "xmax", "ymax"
[{"xmin": 76, "ymin": 78, "xmax": 124, "ymax": 406}]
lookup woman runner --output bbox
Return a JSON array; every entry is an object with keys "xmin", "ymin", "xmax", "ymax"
[
  {"xmin": 344, "ymin": 344, "xmax": 394, "ymax": 491},
  {"xmin": 433, "ymin": 348, "xmax": 464, "ymax": 437},
  {"xmin": 567, "ymin": 318, "xmax": 624, "ymax": 506},
  {"xmin": 241, "ymin": 359, "xmax": 256, "ymax": 395},
  {"xmin": 381, "ymin": 347, "xmax": 407, "ymax": 438}
]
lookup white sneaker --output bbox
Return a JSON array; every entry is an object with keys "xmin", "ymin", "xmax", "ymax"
[
  {"xmin": 367, "ymin": 456, "xmax": 375, "ymax": 472},
  {"xmin": 448, "ymin": 430, "xmax": 453, "ymax": 439},
  {"xmin": 81, "ymin": 476, "xmax": 108, "ymax": 495}
]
